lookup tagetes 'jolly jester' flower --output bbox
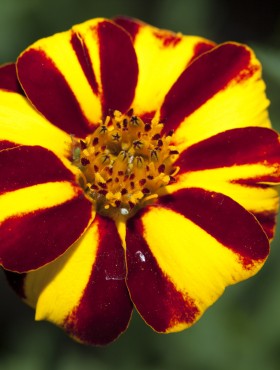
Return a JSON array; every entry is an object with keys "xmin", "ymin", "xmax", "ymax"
[{"xmin": 0, "ymin": 17, "xmax": 280, "ymax": 346}]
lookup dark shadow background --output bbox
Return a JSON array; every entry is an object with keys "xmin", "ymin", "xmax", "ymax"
[{"xmin": 1, "ymin": 0, "xmax": 280, "ymax": 369}]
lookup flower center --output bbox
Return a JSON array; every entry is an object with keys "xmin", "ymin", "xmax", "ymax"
[{"xmin": 71, "ymin": 110, "xmax": 179, "ymax": 220}]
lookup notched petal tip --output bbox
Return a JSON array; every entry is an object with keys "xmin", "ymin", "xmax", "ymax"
[{"xmin": 0, "ymin": 63, "xmax": 24, "ymax": 95}]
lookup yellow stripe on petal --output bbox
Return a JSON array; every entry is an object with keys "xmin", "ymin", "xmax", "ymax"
[
  {"xmin": 126, "ymin": 188, "xmax": 268, "ymax": 333},
  {"xmin": 145, "ymin": 209, "xmax": 262, "ymax": 315},
  {"xmin": 167, "ymin": 165, "xmax": 279, "ymax": 214},
  {"xmin": 0, "ymin": 90, "xmax": 70, "ymax": 157},
  {"xmin": 23, "ymin": 216, "xmax": 133, "ymax": 346},
  {"xmin": 129, "ymin": 22, "xmax": 214, "ymax": 115},
  {"xmin": 0, "ymin": 181, "xmax": 78, "ymax": 222},
  {"xmin": 141, "ymin": 205, "xmax": 266, "ymax": 329},
  {"xmin": 115, "ymin": 218, "xmax": 127, "ymax": 249},
  {"xmin": 24, "ymin": 220, "xmax": 99, "ymax": 320},
  {"xmin": 0, "ymin": 178, "xmax": 94, "ymax": 272},
  {"xmin": 72, "ymin": 19, "xmax": 102, "ymax": 91}
]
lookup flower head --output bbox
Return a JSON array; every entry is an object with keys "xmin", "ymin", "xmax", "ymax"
[{"xmin": 0, "ymin": 17, "xmax": 279, "ymax": 345}]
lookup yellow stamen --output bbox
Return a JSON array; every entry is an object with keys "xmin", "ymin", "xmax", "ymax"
[{"xmin": 71, "ymin": 110, "xmax": 180, "ymax": 220}]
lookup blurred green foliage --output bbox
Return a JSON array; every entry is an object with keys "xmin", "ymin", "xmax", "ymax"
[{"xmin": 1, "ymin": 0, "xmax": 280, "ymax": 369}]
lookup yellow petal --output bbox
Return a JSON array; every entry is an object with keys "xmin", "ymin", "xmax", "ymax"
[
  {"xmin": 126, "ymin": 188, "xmax": 269, "ymax": 333},
  {"xmin": 0, "ymin": 90, "xmax": 70, "ymax": 157},
  {"xmin": 176, "ymin": 74, "xmax": 271, "ymax": 151},
  {"xmin": 115, "ymin": 17, "xmax": 215, "ymax": 116},
  {"xmin": 0, "ymin": 180, "xmax": 94, "ymax": 272},
  {"xmin": 25, "ymin": 219, "xmax": 100, "ymax": 319},
  {"xmin": 23, "ymin": 215, "xmax": 132, "ymax": 345},
  {"xmin": 19, "ymin": 19, "xmax": 103, "ymax": 127},
  {"xmin": 0, "ymin": 181, "xmax": 77, "ymax": 222}
]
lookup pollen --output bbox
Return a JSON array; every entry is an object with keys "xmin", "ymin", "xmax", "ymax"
[{"xmin": 71, "ymin": 110, "xmax": 179, "ymax": 219}]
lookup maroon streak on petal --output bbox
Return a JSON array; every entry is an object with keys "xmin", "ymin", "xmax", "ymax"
[
  {"xmin": 5, "ymin": 271, "xmax": 26, "ymax": 299},
  {"xmin": 113, "ymin": 17, "xmax": 141, "ymax": 42},
  {"xmin": 17, "ymin": 49, "xmax": 93, "ymax": 137},
  {"xmin": 70, "ymin": 32, "xmax": 99, "ymax": 95},
  {"xmin": 0, "ymin": 145, "xmax": 75, "ymax": 195},
  {"xmin": 139, "ymin": 111, "xmax": 156, "ymax": 123},
  {"xmin": 0, "ymin": 140, "xmax": 20, "ymax": 151},
  {"xmin": 0, "ymin": 64, "xmax": 24, "ymax": 94},
  {"xmin": 187, "ymin": 41, "xmax": 216, "ymax": 66},
  {"xmin": 64, "ymin": 215, "xmax": 133, "ymax": 345},
  {"xmin": 0, "ymin": 191, "xmax": 92, "ymax": 272},
  {"xmin": 153, "ymin": 30, "xmax": 182, "ymax": 47},
  {"xmin": 158, "ymin": 188, "xmax": 269, "ymax": 262},
  {"xmin": 232, "ymin": 175, "xmax": 280, "ymax": 186},
  {"xmin": 176, "ymin": 127, "xmax": 280, "ymax": 172},
  {"xmin": 160, "ymin": 43, "xmax": 257, "ymax": 133},
  {"xmin": 126, "ymin": 216, "xmax": 199, "ymax": 332},
  {"xmin": 97, "ymin": 21, "xmax": 138, "ymax": 116}
]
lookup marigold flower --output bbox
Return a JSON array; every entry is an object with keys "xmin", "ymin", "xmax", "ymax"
[{"xmin": 0, "ymin": 17, "xmax": 279, "ymax": 345}]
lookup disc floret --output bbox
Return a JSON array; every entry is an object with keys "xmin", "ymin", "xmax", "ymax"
[{"xmin": 71, "ymin": 110, "xmax": 179, "ymax": 219}]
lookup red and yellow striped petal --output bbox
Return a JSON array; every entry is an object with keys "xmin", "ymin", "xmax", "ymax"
[
  {"xmin": 8, "ymin": 215, "xmax": 132, "ymax": 345},
  {"xmin": 0, "ymin": 89, "xmax": 70, "ymax": 157},
  {"xmin": 171, "ymin": 127, "xmax": 280, "ymax": 239},
  {"xmin": 0, "ymin": 62, "xmax": 69, "ymax": 157},
  {"xmin": 16, "ymin": 18, "xmax": 138, "ymax": 137},
  {"xmin": 160, "ymin": 43, "xmax": 271, "ymax": 150},
  {"xmin": 126, "ymin": 188, "xmax": 269, "ymax": 333},
  {"xmin": 114, "ymin": 17, "xmax": 215, "ymax": 117},
  {"xmin": 0, "ymin": 145, "xmax": 94, "ymax": 272}
]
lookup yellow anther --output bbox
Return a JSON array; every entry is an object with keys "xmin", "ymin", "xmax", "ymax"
[
  {"xmin": 170, "ymin": 166, "xmax": 180, "ymax": 176},
  {"xmin": 111, "ymin": 130, "xmax": 122, "ymax": 142},
  {"xmin": 134, "ymin": 156, "xmax": 144, "ymax": 168},
  {"xmin": 130, "ymin": 115, "xmax": 142, "ymax": 127},
  {"xmin": 150, "ymin": 150, "xmax": 159, "ymax": 162},
  {"xmin": 100, "ymin": 153, "xmax": 111, "ymax": 165},
  {"xmin": 95, "ymin": 172, "xmax": 106, "ymax": 184},
  {"xmin": 105, "ymin": 191, "xmax": 122, "ymax": 207},
  {"xmin": 133, "ymin": 139, "xmax": 144, "ymax": 150},
  {"xmin": 98, "ymin": 125, "xmax": 108, "ymax": 135},
  {"xmin": 118, "ymin": 150, "xmax": 128, "ymax": 161},
  {"xmin": 143, "ymin": 194, "xmax": 158, "ymax": 203},
  {"xmin": 130, "ymin": 190, "xmax": 144, "ymax": 203},
  {"xmin": 113, "ymin": 150, "xmax": 129, "ymax": 175},
  {"xmin": 113, "ymin": 110, "xmax": 123, "ymax": 122}
]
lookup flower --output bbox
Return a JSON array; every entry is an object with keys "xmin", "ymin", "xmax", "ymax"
[{"xmin": 0, "ymin": 17, "xmax": 279, "ymax": 346}]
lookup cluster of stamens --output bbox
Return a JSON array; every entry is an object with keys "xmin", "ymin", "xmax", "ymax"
[{"xmin": 71, "ymin": 110, "xmax": 179, "ymax": 219}]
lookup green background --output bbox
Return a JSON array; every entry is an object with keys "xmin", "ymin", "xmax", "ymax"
[{"xmin": 1, "ymin": 0, "xmax": 280, "ymax": 369}]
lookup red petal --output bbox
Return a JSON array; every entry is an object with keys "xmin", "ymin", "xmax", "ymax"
[
  {"xmin": 159, "ymin": 188, "xmax": 269, "ymax": 262},
  {"xmin": 160, "ymin": 43, "xmax": 259, "ymax": 134},
  {"xmin": 97, "ymin": 20, "xmax": 138, "ymax": 116},
  {"xmin": 64, "ymin": 215, "xmax": 133, "ymax": 345},
  {"xmin": 0, "ymin": 145, "xmax": 75, "ymax": 194},
  {"xmin": 17, "ymin": 49, "xmax": 93, "ymax": 137},
  {"xmin": 0, "ymin": 189, "xmax": 92, "ymax": 272},
  {"xmin": 126, "ymin": 215, "xmax": 200, "ymax": 332},
  {"xmin": 176, "ymin": 127, "xmax": 280, "ymax": 172},
  {"xmin": 113, "ymin": 16, "xmax": 142, "ymax": 42}
]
